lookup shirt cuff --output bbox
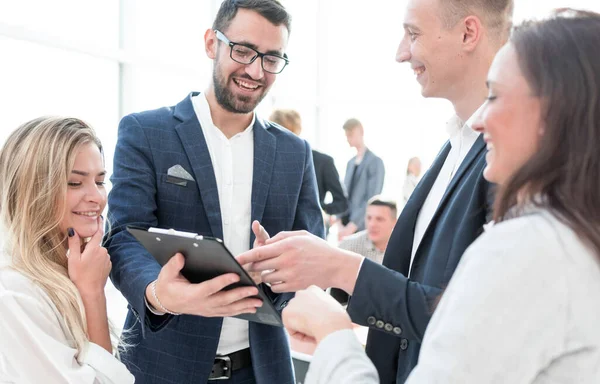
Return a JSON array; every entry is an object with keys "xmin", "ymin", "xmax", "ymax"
[
  {"xmin": 78, "ymin": 342, "xmax": 135, "ymax": 383},
  {"xmin": 356, "ymin": 256, "xmax": 366, "ymax": 281}
]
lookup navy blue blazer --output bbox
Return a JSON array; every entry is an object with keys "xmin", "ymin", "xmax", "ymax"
[
  {"xmin": 347, "ymin": 137, "xmax": 494, "ymax": 383},
  {"xmin": 105, "ymin": 93, "xmax": 324, "ymax": 383}
]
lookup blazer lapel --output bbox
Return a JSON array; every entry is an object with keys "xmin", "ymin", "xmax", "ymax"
[
  {"xmin": 382, "ymin": 142, "xmax": 451, "ymax": 273},
  {"xmin": 408, "ymin": 135, "xmax": 485, "ymax": 270},
  {"xmin": 432, "ymin": 134, "xmax": 485, "ymax": 225},
  {"xmin": 250, "ymin": 118, "xmax": 276, "ymax": 244},
  {"xmin": 173, "ymin": 93, "xmax": 223, "ymax": 239}
]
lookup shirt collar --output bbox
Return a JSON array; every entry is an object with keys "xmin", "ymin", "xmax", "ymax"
[
  {"xmin": 445, "ymin": 104, "xmax": 484, "ymax": 148},
  {"xmin": 194, "ymin": 93, "xmax": 255, "ymax": 139}
]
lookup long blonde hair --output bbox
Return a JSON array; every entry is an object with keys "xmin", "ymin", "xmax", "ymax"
[{"xmin": 0, "ymin": 116, "xmax": 104, "ymax": 355}]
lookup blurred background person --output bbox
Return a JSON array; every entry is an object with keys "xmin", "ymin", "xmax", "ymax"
[
  {"xmin": 402, "ymin": 157, "xmax": 422, "ymax": 205},
  {"xmin": 331, "ymin": 196, "xmax": 397, "ymax": 304},
  {"xmin": 340, "ymin": 196, "xmax": 397, "ymax": 265},
  {"xmin": 279, "ymin": 9, "xmax": 600, "ymax": 384},
  {"xmin": 339, "ymin": 118, "xmax": 385, "ymax": 240},
  {"xmin": 0, "ymin": 117, "xmax": 133, "ymax": 383},
  {"xmin": 270, "ymin": 109, "xmax": 349, "ymax": 231}
]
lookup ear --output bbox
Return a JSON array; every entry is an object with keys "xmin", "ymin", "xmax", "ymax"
[
  {"xmin": 462, "ymin": 15, "xmax": 483, "ymax": 52},
  {"xmin": 204, "ymin": 29, "xmax": 217, "ymax": 59}
]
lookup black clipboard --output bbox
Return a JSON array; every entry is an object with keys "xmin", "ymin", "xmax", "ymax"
[{"xmin": 127, "ymin": 226, "xmax": 282, "ymax": 327}]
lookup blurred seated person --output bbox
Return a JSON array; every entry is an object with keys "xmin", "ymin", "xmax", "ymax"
[
  {"xmin": 270, "ymin": 109, "xmax": 348, "ymax": 221},
  {"xmin": 331, "ymin": 196, "xmax": 397, "ymax": 304},
  {"xmin": 402, "ymin": 157, "xmax": 422, "ymax": 205},
  {"xmin": 278, "ymin": 10, "xmax": 600, "ymax": 383},
  {"xmin": 0, "ymin": 117, "xmax": 133, "ymax": 383}
]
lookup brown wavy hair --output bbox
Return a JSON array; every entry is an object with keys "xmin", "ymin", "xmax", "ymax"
[{"xmin": 494, "ymin": 9, "xmax": 600, "ymax": 257}]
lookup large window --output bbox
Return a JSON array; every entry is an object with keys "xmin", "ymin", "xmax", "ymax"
[{"xmin": 2, "ymin": 0, "xmax": 600, "ymax": 332}]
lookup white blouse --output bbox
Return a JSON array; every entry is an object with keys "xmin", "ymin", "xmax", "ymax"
[
  {"xmin": 306, "ymin": 209, "xmax": 600, "ymax": 383},
  {"xmin": 0, "ymin": 266, "xmax": 134, "ymax": 383}
]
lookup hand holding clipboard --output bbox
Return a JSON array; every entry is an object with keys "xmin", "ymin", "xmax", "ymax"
[{"xmin": 128, "ymin": 226, "xmax": 283, "ymax": 327}]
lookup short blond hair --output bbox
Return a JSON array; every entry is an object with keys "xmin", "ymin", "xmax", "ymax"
[{"xmin": 439, "ymin": 0, "xmax": 514, "ymax": 42}]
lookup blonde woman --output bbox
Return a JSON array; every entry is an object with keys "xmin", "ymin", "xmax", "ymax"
[{"xmin": 0, "ymin": 117, "xmax": 133, "ymax": 383}]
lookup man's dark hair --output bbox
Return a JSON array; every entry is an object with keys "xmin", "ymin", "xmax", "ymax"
[
  {"xmin": 213, "ymin": 0, "xmax": 291, "ymax": 34},
  {"xmin": 368, "ymin": 196, "xmax": 398, "ymax": 219}
]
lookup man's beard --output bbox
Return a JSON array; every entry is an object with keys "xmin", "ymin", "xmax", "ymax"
[{"xmin": 213, "ymin": 63, "xmax": 267, "ymax": 114}]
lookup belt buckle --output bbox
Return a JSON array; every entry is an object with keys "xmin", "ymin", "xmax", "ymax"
[{"xmin": 209, "ymin": 355, "xmax": 232, "ymax": 380}]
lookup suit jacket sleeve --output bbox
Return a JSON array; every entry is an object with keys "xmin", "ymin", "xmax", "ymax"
[
  {"xmin": 261, "ymin": 140, "xmax": 325, "ymax": 308},
  {"xmin": 347, "ymin": 259, "xmax": 443, "ymax": 343},
  {"xmin": 320, "ymin": 156, "xmax": 348, "ymax": 216},
  {"xmin": 105, "ymin": 115, "xmax": 173, "ymax": 337},
  {"xmin": 305, "ymin": 330, "xmax": 379, "ymax": 384}
]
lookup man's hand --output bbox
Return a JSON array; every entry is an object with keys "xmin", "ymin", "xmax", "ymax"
[
  {"xmin": 283, "ymin": 285, "xmax": 353, "ymax": 345},
  {"xmin": 236, "ymin": 231, "xmax": 363, "ymax": 293},
  {"xmin": 243, "ymin": 220, "xmax": 270, "ymax": 285},
  {"xmin": 146, "ymin": 253, "xmax": 263, "ymax": 317}
]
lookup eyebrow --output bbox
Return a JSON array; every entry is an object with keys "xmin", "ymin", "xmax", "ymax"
[
  {"xmin": 72, "ymin": 170, "xmax": 107, "ymax": 177},
  {"xmin": 403, "ymin": 23, "xmax": 421, "ymax": 32},
  {"xmin": 235, "ymin": 39, "xmax": 284, "ymax": 56}
]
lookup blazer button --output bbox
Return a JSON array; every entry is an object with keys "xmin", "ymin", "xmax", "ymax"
[
  {"xmin": 393, "ymin": 327, "xmax": 402, "ymax": 335},
  {"xmin": 384, "ymin": 323, "xmax": 393, "ymax": 332},
  {"xmin": 400, "ymin": 338, "xmax": 409, "ymax": 351},
  {"xmin": 375, "ymin": 320, "xmax": 384, "ymax": 329},
  {"xmin": 367, "ymin": 316, "xmax": 376, "ymax": 326}
]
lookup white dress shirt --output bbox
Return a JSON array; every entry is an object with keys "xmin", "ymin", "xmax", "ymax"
[
  {"xmin": 409, "ymin": 107, "xmax": 482, "ymax": 275},
  {"xmin": 192, "ymin": 93, "xmax": 254, "ymax": 355},
  {"xmin": 0, "ymin": 264, "xmax": 134, "ymax": 384}
]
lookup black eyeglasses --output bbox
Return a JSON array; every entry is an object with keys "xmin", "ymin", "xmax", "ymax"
[{"xmin": 214, "ymin": 30, "xmax": 289, "ymax": 74}]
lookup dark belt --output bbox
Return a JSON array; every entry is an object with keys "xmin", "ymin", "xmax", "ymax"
[{"xmin": 208, "ymin": 348, "xmax": 252, "ymax": 380}]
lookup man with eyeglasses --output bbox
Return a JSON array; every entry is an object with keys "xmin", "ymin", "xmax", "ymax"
[{"xmin": 106, "ymin": 1, "xmax": 324, "ymax": 383}]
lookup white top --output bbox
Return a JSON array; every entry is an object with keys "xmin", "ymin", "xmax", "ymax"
[
  {"xmin": 309, "ymin": 208, "xmax": 600, "ymax": 383},
  {"xmin": 305, "ymin": 329, "xmax": 379, "ymax": 384},
  {"xmin": 406, "ymin": 209, "xmax": 600, "ymax": 383},
  {"xmin": 402, "ymin": 173, "xmax": 419, "ymax": 205},
  {"xmin": 191, "ymin": 93, "xmax": 254, "ymax": 355},
  {"xmin": 409, "ymin": 107, "xmax": 482, "ymax": 275},
  {"xmin": 0, "ymin": 265, "xmax": 134, "ymax": 384}
]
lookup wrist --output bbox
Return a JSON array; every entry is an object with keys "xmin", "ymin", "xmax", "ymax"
[
  {"xmin": 314, "ymin": 315, "xmax": 353, "ymax": 344},
  {"xmin": 148, "ymin": 280, "xmax": 180, "ymax": 316},
  {"xmin": 330, "ymin": 249, "xmax": 362, "ymax": 295},
  {"xmin": 77, "ymin": 286, "xmax": 106, "ymax": 300}
]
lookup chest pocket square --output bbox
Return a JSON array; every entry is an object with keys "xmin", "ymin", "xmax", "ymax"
[{"xmin": 166, "ymin": 165, "xmax": 194, "ymax": 187}]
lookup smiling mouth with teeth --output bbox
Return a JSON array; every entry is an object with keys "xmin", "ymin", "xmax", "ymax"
[
  {"xmin": 414, "ymin": 67, "xmax": 426, "ymax": 76},
  {"xmin": 234, "ymin": 78, "xmax": 260, "ymax": 90},
  {"xmin": 74, "ymin": 211, "xmax": 99, "ymax": 217}
]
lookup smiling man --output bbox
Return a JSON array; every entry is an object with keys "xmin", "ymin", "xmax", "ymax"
[
  {"xmin": 235, "ymin": 0, "xmax": 515, "ymax": 382},
  {"xmin": 105, "ymin": 1, "xmax": 324, "ymax": 383}
]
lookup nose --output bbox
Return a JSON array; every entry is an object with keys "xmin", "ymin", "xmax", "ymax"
[
  {"xmin": 85, "ymin": 183, "xmax": 106, "ymax": 205},
  {"xmin": 396, "ymin": 36, "xmax": 411, "ymax": 63},
  {"xmin": 472, "ymin": 109, "xmax": 486, "ymax": 134},
  {"xmin": 245, "ymin": 57, "xmax": 265, "ymax": 80}
]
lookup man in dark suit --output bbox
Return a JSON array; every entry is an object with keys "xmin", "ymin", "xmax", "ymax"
[
  {"xmin": 269, "ymin": 109, "xmax": 348, "ymax": 217},
  {"xmin": 105, "ymin": 1, "xmax": 323, "ymax": 383},
  {"xmin": 237, "ymin": 0, "xmax": 514, "ymax": 382}
]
